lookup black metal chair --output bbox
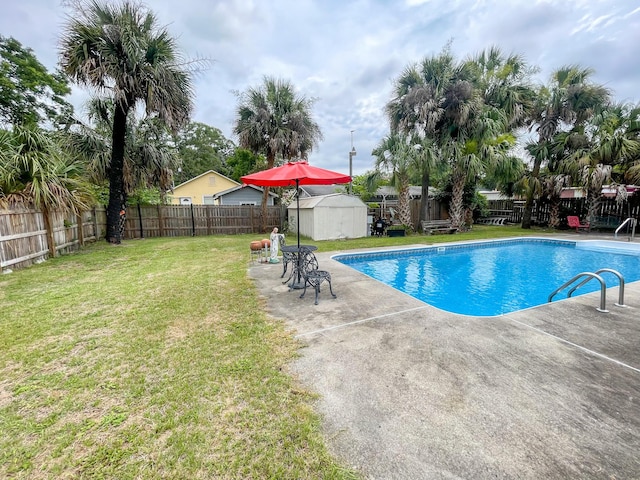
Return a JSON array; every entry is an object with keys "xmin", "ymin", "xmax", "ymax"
[
  {"xmin": 298, "ymin": 247, "xmax": 336, "ymax": 305},
  {"xmin": 280, "ymin": 236, "xmax": 296, "ymax": 282}
]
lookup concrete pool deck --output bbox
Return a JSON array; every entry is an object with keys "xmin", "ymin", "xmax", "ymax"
[{"xmin": 248, "ymin": 235, "xmax": 640, "ymax": 479}]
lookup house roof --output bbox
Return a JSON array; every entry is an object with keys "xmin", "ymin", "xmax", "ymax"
[
  {"xmin": 213, "ymin": 184, "xmax": 278, "ymax": 199},
  {"xmin": 173, "ymin": 169, "xmax": 239, "ymax": 189},
  {"xmin": 374, "ymin": 186, "xmax": 432, "ymax": 198},
  {"xmin": 477, "ymin": 190, "xmax": 517, "ymax": 201}
]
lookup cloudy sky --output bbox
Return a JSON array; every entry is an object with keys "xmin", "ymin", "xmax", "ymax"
[{"xmin": 2, "ymin": 0, "xmax": 639, "ymax": 175}]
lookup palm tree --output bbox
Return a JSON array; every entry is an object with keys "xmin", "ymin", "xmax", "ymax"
[
  {"xmin": 588, "ymin": 102, "xmax": 640, "ymax": 183},
  {"xmin": 386, "ymin": 46, "xmax": 533, "ymax": 229},
  {"xmin": 445, "ymin": 117, "xmax": 516, "ymax": 229},
  {"xmin": 542, "ymin": 102, "xmax": 639, "ymax": 225},
  {"xmin": 0, "ymin": 125, "xmax": 93, "ymax": 255},
  {"xmin": 59, "ymin": 1, "xmax": 194, "ymax": 243},
  {"xmin": 620, "ymin": 105, "xmax": 640, "ymax": 185},
  {"xmin": 234, "ymin": 76, "xmax": 322, "ymax": 231},
  {"xmin": 0, "ymin": 129, "xmax": 14, "ymax": 193},
  {"xmin": 386, "ymin": 48, "xmax": 459, "ymax": 225},
  {"xmin": 521, "ymin": 66, "xmax": 609, "ymax": 229},
  {"xmin": 541, "ymin": 173, "xmax": 571, "ymax": 228},
  {"xmin": 446, "ymin": 48, "xmax": 532, "ymax": 229},
  {"xmin": 470, "ymin": 46, "xmax": 535, "ymax": 130},
  {"xmin": 371, "ymin": 134, "xmax": 414, "ymax": 229}
]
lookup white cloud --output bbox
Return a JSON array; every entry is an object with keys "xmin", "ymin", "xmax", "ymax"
[{"xmin": 1, "ymin": 0, "xmax": 638, "ymax": 175}]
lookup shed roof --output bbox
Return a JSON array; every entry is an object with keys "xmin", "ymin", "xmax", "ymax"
[
  {"xmin": 299, "ymin": 185, "xmax": 342, "ymax": 197},
  {"xmin": 292, "ymin": 193, "xmax": 367, "ymax": 209}
]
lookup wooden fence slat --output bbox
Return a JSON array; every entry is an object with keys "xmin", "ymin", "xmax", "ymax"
[
  {"xmin": 0, "ymin": 229, "xmax": 48, "ymax": 242},
  {"xmin": 1, "ymin": 249, "xmax": 49, "ymax": 268}
]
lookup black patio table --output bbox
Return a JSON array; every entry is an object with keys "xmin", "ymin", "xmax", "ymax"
[{"xmin": 280, "ymin": 244, "xmax": 317, "ymax": 289}]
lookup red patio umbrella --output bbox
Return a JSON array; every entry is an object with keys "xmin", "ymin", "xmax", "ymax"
[{"xmin": 241, "ymin": 160, "xmax": 352, "ymax": 251}]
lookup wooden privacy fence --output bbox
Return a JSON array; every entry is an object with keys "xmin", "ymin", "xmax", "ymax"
[
  {"xmin": 370, "ymin": 199, "xmax": 446, "ymax": 227},
  {"xmin": 486, "ymin": 197, "xmax": 640, "ymax": 226},
  {"xmin": 1, "ymin": 204, "xmax": 283, "ymax": 272},
  {"xmin": 122, "ymin": 204, "xmax": 282, "ymax": 239},
  {"xmin": 0, "ymin": 207, "xmax": 104, "ymax": 272}
]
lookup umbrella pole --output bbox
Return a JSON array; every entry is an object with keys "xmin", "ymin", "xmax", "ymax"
[
  {"xmin": 295, "ymin": 179, "xmax": 302, "ymax": 287},
  {"xmin": 296, "ymin": 179, "xmax": 301, "ymax": 251}
]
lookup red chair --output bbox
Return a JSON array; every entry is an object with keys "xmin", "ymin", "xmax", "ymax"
[{"xmin": 567, "ymin": 216, "xmax": 590, "ymax": 232}]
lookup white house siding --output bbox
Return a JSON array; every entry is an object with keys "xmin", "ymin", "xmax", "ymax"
[{"xmin": 289, "ymin": 194, "xmax": 367, "ymax": 240}]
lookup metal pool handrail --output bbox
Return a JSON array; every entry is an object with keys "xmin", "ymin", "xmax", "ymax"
[
  {"xmin": 615, "ymin": 217, "xmax": 637, "ymax": 239},
  {"xmin": 567, "ymin": 268, "xmax": 626, "ymax": 307},
  {"xmin": 548, "ymin": 272, "xmax": 608, "ymax": 313}
]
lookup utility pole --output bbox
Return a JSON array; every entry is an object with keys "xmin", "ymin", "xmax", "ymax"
[{"xmin": 349, "ymin": 130, "xmax": 356, "ymax": 194}]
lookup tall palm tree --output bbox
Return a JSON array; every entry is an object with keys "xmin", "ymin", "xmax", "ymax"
[
  {"xmin": 521, "ymin": 66, "xmax": 609, "ymax": 228},
  {"xmin": 234, "ymin": 76, "xmax": 322, "ymax": 231},
  {"xmin": 445, "ymin": 117, "xmax": 516, "ymax": 229},
  {"xmin": 542, "ymin": 102, "xmax": 639, "ymax": 224},
  {"xmin": 59, "ymin": 1, "xmax": 194, "ymax": 243},
  {"xmin": 371, "ymin": 134, "xmax": 414, "ymax": 228},
  {"xmin": 447, "ymin": 49, "xmax": 532, "ymax": 228},
  {"xmin": 386, "ymin": 48, "xmax": 460, "ymax": 225},
  {"xmin": 386, "ymin": 46, "xmax": 533, "ymax": 229}
]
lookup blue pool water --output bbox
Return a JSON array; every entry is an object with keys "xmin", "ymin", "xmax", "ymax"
[{"xmin": 334, "ymin": 238, "xmax": 640, "ymax": 316}]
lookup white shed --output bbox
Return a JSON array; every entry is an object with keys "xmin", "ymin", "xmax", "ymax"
[{"xmin": 288, "ymin": 194, "xmax": 368, "ymax": 240}]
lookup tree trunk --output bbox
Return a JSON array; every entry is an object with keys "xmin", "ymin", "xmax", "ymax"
[
  {"xmin": 106, "ymin": 103, "xmax": 129, "ymax": 244},
  {"xmin": 419, "ymin": 169, "xmax": 430, "ymax": 227},
  {"xmin": 522, "ymin": 146, "xmax": 543, "ymax": 229},
  {"xmin": 449, "ymin": 174, "xmax": 466, "ymax": 230},
  {"xmin": 260, "ymin": 152, "xmax": 276, "ymax": 233},
  {"xmin": 585, "ymin": 189, "xmax": 601, "ymax": 225},
  {"xmin": 548, "ymin": 198, "xmax": 560, "ymax": 228},
  {"xmin": 398, "ymin": 179, "xmax": 412, "ymax": 229}
]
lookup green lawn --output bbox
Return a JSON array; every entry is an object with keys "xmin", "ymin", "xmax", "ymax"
[{"xmin": 0, "ymin": 226, "xmax": 552, "ymax": 479}]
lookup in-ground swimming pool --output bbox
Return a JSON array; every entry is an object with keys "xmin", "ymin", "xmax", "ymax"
[{"xmin": 333, "ymin": 238, "xmax": 640, "ymax": 316}]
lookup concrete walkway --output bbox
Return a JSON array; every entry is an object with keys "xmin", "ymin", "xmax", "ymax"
[{"xmin": 249, "ymin": 236, "xmax": 640, "ymax": 479}]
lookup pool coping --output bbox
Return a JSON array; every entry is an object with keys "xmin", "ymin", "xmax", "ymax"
[{"xmin": 248, "ymin": 234, "xmax": 640, "ymax": 479}]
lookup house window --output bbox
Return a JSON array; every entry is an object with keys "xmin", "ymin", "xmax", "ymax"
[
  {"xmin": 240, "ymin": 202, "xmax": 257, "ymax": 206},
  {"xmin": 203, "ymin": 196, "xmax": 215, "ymax": 205},
  {"xmin": 179, "ymin": 197, "xmax": 192, "ymax": 205}
]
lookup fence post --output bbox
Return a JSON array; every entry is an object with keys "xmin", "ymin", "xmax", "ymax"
[
  {"xmin": 158, "ymin": 205, "xmax": 164, "ymax": 237},
  {"xmin": 137, "ymin": 203, "xmax": 144, "ymax": 238},
  {"xmin": 77, "ymin": 213, "xmax": 85, "ymax": 246},
  {"xmin": 43, "ymin": 209, "xmax": 56, "ymax": 258},
  {"xmin": 206, "ymin": 205, "xmax": 213, "ymax": 235},
  {"xmin": 93, "ymin": 206, "xmax": 100, "ymax": 240},
  {"xmin": 190, "ymin": 203, "xmax": 196, "ymax": 236}
]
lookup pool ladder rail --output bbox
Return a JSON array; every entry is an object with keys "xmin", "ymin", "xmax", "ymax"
[
  {"xmin": 614, "ymin": 217, "xmax": 637, "ymax": 240},
  {"xmin": 548, "ymin": 268, "xmax": 626, "ymax": 313}
]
